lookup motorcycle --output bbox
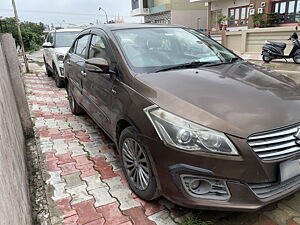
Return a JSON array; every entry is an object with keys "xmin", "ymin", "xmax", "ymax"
[{"xmin": 262, "ymin": 32, "xmax": 300, "ymax": 64}]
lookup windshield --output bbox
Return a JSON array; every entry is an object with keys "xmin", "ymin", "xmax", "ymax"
[
  {"xmin": 55, "ymin": 31, "xmax": 80, "ymax": 48},
  {"xmin": 113, "ymin": 27, "xmax": 237, "ymax": 73}
]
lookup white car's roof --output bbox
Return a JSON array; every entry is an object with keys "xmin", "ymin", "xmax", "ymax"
[{"xmin": 50, "ymin": 28, "xmax": 82, "ymax": 33}]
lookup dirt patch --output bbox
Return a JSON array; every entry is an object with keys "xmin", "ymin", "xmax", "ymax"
[{"xmin": 26, "ymin": 138, "xmax": 51, "ymax": 225}]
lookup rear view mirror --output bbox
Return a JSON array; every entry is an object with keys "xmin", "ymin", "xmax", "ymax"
[
  {"xmin": 42, "ymin": 42, "xmax": 53, "ymax": 48},
  {"xmin": 85, "ymin": 58, "xmax": 109, "ymax": 73}
]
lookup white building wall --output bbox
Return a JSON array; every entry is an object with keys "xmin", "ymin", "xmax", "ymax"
[{"xmin": 171, "ymin": 9, "xmax": 207, "ymax": 29}]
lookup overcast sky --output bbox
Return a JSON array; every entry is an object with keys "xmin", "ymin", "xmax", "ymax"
[{"xmin": 0, "ymin": 0, "xmax": 142, "ymax": 27}]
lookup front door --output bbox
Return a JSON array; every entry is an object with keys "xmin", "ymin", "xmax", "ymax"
[
  {"xmin": 81, "ymin": 31, "xmax": 115, "ymax": 132},
  {"xmin": 44, "ymin": 32, "xmax": 54, "ymax": 68}
]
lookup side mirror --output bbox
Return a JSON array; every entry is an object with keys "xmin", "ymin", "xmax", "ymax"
[
  {"xmin": 85, "ymin": 58, "xmax": 109, "ymax": 73},
  {"xmin": 42, "ymin": 42, "xmax": 53, "ymax": 48}
]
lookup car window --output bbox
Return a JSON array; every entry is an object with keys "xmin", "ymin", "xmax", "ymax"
[
  {"xmin": 88, "ymin": 35, "xmax": 111, "ymax": 64},
  {"xmin": 113, "ymin": 28, "xmax": 237, "ymax": 73},
  {"xmin": 47, "ymin": 33, "xmax": 54, "ymax": 44},
  {"xmin": 55, "ymin": 32, "xmax": 80, "ymax": 48},
  {"xmin": 74, "ymin": 35, "xmax": 89, "ymax": 58}
]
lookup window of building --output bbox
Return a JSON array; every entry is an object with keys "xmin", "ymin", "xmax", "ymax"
[
  {"xmin": 273, "ymin": 0, "xmax": 300, "ymax": 23},
  {"xmin": 228, "ymin": 6, "xmax": 249, "ymax": 26}
]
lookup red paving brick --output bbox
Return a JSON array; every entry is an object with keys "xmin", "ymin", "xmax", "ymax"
[
  {"xmin": 76, "ymin": 162, "xmax": 99, "ymax": 178},
  {"xmin": 251, "ymin": 215, "xmax": 278, "ymax": 225},
  {"xmin": 57, "ymin": 153, "xmax": 75, "ymax": 165},
  {"xmin": 45, "ymin": 152, "xmax": 58, "ymax": 162},
  {"xmin": 96, "ymin": 202, "xmax": 129, "ymax": 225},
  {"xmin": 73, "ymin": 155, "xmax": 92, "ymax": 166},
  {"xmin": 85, "ymin": 218, "xmax": 106, "ymax": 225},
  {"xmin": 124, "ymin": 207, "xmax": 155, "ymax": 225},
  {"xmin": 63, "ymin": 214, "xmax": 79, "ymax": 225},
  {"xmin": 72, "ymin": 200, "xmax": 103, "ymax": 225},
  {"xmin": 288, "ymin": 220, "xmax": 300, "ymax": 225},
  {"xmin": 144, "ymin": 202, "xmax": 165, "ymax": 216},
  {"xmin": 92, "ymin": 157, "xmax": 118, "ymax": 179},
  {"xmin": 55, "ymin": 197, "xmax": 77, "ymax": 218},
  {"xmin": 59, "ymin": 162, "xmax": 80, "ymax": 176},
  {"xmin": 46, "ymin": 159, "xmax": 60, "ymax": 172}
]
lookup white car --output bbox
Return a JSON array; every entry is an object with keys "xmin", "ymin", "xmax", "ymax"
[{"xmin": 43, "ymin": 29, "xmax": 81, "ymax": 87}]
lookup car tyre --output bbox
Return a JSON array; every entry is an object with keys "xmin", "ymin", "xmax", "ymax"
[
  {"xmin": 44, "ymin": 57, "xmax": 53, "ymax": 77},
  {"xmin": 119, "ymin": 127, "xmax": 159, "ymax": 201},
  {"xmin": 53, "ymin": 65, "xmax": 65, "ymax": 88},
  {"xmin": 67, "ymin": 83, "xmax": 84, "ymax": 115}
]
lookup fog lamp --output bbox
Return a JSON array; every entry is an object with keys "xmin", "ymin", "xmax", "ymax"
[
  {"xmin": 189, "ymin": 179, "xmax": 201, "ymax": 190},
  {"xmin": 180, "ymin": 174, "xmax": 230, "ymax": 200}
]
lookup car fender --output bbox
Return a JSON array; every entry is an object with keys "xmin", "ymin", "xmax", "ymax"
[{"xmin": 51, "ymin": 51, "xmax": 63, "ymax": 77}]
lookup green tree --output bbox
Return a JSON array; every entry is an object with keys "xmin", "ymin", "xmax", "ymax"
[{"xmin": 0, "ymin": 17, "xmax": 45, "ymax": 52}]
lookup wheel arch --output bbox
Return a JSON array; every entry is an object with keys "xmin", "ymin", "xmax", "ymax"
[{"xmin": 115, "ymin": 117, "xmax": 162, "ymax": 196}]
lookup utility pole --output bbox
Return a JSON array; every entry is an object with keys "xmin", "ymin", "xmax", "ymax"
[{"xmin": 11, "ymin": 0, "xmax": 29, "ymax": 73}]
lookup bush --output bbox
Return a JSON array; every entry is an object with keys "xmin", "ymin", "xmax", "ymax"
[{"xmin": 0, "ymin": 17, "xmax": 45, "ymax": 52}]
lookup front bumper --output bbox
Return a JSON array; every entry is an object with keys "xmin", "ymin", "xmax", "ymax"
[{"xmin": 142, "ymin": 135, "xmax": 300, "ymax": 211}]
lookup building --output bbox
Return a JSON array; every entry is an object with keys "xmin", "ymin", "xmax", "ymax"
[
  {"xmin": 131, "ymin": 0, "xmax": 208, "ymax": 30},
  {"xmin": 196, "ymin": 0, "xmax": 300, "ymax": 31}
]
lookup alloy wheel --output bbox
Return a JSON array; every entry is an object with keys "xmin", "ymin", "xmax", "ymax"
[{"xmin": 122, "ymin": 138, "xmax": 150, "ymax": 191}]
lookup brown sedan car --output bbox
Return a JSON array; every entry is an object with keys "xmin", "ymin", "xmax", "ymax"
[{"xmin": 64, "ymin": 24, "xmax": 300, "ymax": 211}]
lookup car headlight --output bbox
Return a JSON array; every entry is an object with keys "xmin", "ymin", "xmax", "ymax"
[
  {"xmin": 144, "ymin": 106, "xmax": 238, "ymax": 155},
  {"xmin": 56, "ymin": 54, "xmax": 64, "ymax": 61}
]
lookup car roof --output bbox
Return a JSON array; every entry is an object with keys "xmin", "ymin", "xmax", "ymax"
[
  {"xmin": 87, "ymin": 23, "xmax": 180, "ymax": 32},
  {"xmin": 50, "ymin": 28, "xmax": 83, "ymax": 33}
]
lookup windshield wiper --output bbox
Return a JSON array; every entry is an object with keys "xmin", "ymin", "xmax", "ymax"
[
  {"xmin": 225, "ymin": 57, "xmax": 240, "ymax": 64},
  {"xmin": 155, "ymin": 61, "xmax": 213, "ymax": 73},
  {"xmin": 202, "ymin": 57, "xmax": 241, "ymax": 67},
  {"xmin": 155, "ymin": 58, "xmax": 241, "ymax": 73}
]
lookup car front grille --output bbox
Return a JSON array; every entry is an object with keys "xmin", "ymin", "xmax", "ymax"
[
  {"xmin": 248, "ymin": 175, "xmax": 300, "ymax": 199},
  {"xmin": 247, "ymin": 124, "xmax": 300, "ymax": 161}
]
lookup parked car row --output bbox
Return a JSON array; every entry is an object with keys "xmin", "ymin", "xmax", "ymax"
[{"xmin": 44, "ymin": 24, "xmax": 300, "ymax": 211}]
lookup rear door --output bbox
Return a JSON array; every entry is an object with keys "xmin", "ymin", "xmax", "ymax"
[
  {"xmin": 65, "ymin": 32, "xmax": 91, "ymax": 105},
  {"xmin": 81, "ymin": 30, "xmax": 115, "ymax": 132}
]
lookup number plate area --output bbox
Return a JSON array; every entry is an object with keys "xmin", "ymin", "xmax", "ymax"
[{"xmin": 280, "ymin": 158, "xmax": 300, "ymax": 183}]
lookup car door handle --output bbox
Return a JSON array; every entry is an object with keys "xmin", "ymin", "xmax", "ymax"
[
  {"xmin": 81, "ymin": 71, "xmax": 87, "ymax": 77},
  {"xmin": 111, "ymin": 89, "xmax": 117, "ymax": 95}
]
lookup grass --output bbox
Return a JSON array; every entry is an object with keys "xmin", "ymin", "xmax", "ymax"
[{"xmin": 182, "ymin": 213, "xmax": 213, "ymax": 225}]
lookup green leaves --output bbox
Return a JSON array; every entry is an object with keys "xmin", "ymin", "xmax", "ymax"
[{"xmin": 0, "ymin": 17, "xmax": 45, "ymax": 52}]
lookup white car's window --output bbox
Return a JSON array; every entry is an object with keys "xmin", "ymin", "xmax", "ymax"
[
  {"xmin": 55, "ymin": 32, "xmax": 80, "ymax": 48},
  {"xmin": 46, "ymin": 33, "xmax": 54, "ymax": 44}
]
